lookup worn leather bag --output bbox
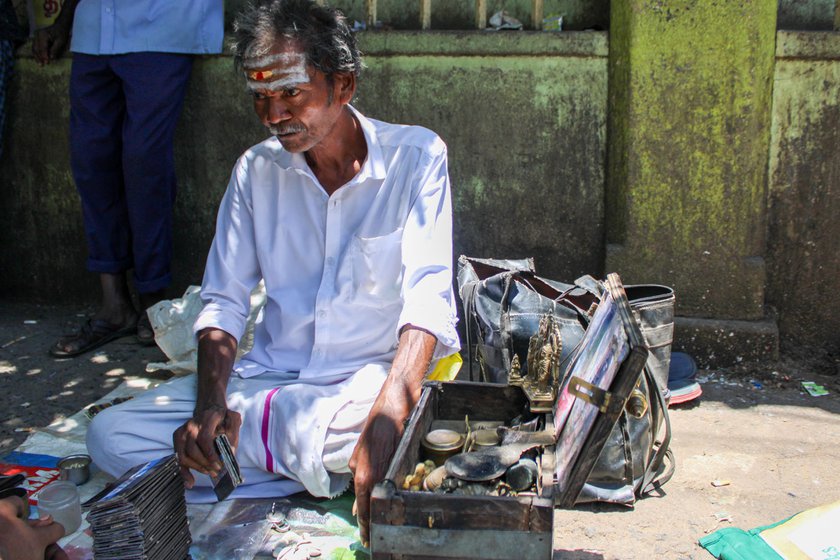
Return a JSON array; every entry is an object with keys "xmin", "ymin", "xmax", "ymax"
[
  {"xmin": 457, "ymin": 256, "xmax": 675, "ymax": 505},
  {"xmin": 457, "ymin": 256, "xmax": 598, "ymax": 384},
  {"xmin": 575, "ymin": 283, "xmax": 675, "ymax": 505},
  {"xmin": 576, "ymin": 364, "xmax": 674, "ymax": 505}
]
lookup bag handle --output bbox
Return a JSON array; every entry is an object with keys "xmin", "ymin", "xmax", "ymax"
[
  {"xmin": 497, "ymin": 272, "xmax": 596, "ymax": 377},
  {"xmin": 638, "ymin": 366, "xmax": 675, "ymax": 495},
  {"xmin": 460, "ymin": 271, "xmax": 518, "ymax": 382},
  {"xmin": 458, "ymin": 257, "xmax": 535, "ymax": 382},
  {"xmin": 460, "ymin": 279, "xmax": 479, "ymax": 382},
  {"xmin": 515, "ymin": 272, "xmax": 598, "ymax": 320},
  {"xmin": 497, "ymin": 273, "xmax": 518, "ymax": 380}
]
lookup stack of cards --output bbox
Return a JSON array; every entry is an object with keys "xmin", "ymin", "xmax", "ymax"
[
  {"xmin": 84, "ymin": 454, "xmax": 191, "ymax": 560},
  {"xmin": 211, "ymin": 434, "xmax": 242, "ymax": 501}
]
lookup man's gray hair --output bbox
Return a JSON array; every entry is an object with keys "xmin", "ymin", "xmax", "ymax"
[{"xmin": 231, "ymin": 0, "xmax": 362, "ymax": 79}]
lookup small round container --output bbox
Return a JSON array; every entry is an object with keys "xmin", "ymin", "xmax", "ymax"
[
  {"xmin": 472, "ymin": 429, "xmax": 501, "ymax": 449},
  {"xmin": 421, "ymin": 429, "xmax": 464, "ymax": 466},
  {"xmin": 504, "ymin": 458, "xmax": 539, "ymax": 492},
  {"xmin": 37, "ymin": 481, "xmax": 82, "ymax": 534},
  {"xmin": 58, "ymin": 454, "xmax": 91, "ymax": 486}
]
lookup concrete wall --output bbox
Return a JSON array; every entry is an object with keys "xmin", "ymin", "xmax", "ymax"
[
  {"xmin": 224, "ymin": 0, "xmax": 609, "ymax": 31},
  {"xmin": 777, "ymin": 0, "xmax": 836, "ymax": 30},
  {"xmin": 767, "ymin": 31, "xmax": 840, "ymax": 357},
  {"xmin": 2, "ymin": 6, "xmax": 840, "ymax": 364},
  {"xmin": 355, "ymin": 33, "xmax": 608, "ymax": 281},
  {"xmin": 0, "ymin": 31, "xmax": 608, "ymax": 303},
  {"xmin": 606, "ymin": 0, "xmax": 777, "ymax": 321}
]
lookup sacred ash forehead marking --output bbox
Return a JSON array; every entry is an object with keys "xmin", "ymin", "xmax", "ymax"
[
  {"xmin": 244, "ymin": 52, "xmax": 310, "ymax": 92},
  {"xmin": 246, "ymin": 73, "xmax": 310, "ymax": 92},
  {"xmin": 242, "ymin": 52, "xmax": 306, "ymax": 70}
]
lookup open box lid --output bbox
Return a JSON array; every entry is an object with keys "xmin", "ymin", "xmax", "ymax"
[{"xmin": 551, "ymin": 273, "xmax": 648, "ymax": 508}]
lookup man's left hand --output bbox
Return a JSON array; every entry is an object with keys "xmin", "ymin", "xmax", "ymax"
[
  {"xmin": 348, "ymin": 326, "xmax": 436, "ymax": 547},
  {"xmin": 348, "ymin": 378, "xmax": 418, "ymax": 547}
]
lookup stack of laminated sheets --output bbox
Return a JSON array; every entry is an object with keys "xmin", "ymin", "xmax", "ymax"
[{"xmin": 85, "ymin": 454, "xmax": 190, "ymax": 560}]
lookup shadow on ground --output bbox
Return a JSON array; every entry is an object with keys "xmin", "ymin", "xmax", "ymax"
[
  {"xmin": 0, "ymin": 302, "xmax": 173, "ymax": 455},
  {"xmin": 2, "ymin": 299, "xmax": 840, "ymax": 560}
]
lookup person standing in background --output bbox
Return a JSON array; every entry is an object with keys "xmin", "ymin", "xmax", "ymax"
[
  {"xmin": 0, "ymin": 0, "xmax": 25, "ymax": 160},
  {"xmin": 33, "ymin": 0, "xmax": 223, "ymax": 357}
]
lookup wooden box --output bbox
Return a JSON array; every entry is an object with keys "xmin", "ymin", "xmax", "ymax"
[
  {"xmin": 370, "ymin": 381, "xmax": 555, "ymax": 560},
  {"xmin": 370, "ymin": 274, "xmax": 648, "ymax": 560}
]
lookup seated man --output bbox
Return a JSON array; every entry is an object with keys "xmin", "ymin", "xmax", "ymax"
[{"xmin": 86, "ymin": 0, "xmax": 459, "ymax": 543}]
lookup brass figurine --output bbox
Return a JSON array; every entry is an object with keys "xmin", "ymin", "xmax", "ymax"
[
  {"xmin": 509, "ymin": 353, "xmax": 523, "ymax": 384},
  {"xmin": 521, "ymin": 314, "xmax": 563, "ymax": 412}
]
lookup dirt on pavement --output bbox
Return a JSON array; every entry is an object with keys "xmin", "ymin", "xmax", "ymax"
[
  {"xmin": 0, "ymin": 301, "xmax": 172, "ymax": 456},
  {"xmin": 2, "ymin": 300, "xmax": 839, "ymax": 559}
]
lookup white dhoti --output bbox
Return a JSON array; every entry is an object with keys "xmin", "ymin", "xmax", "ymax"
[{"xmin": 86, "ymin": 363, "xmax": 388, "ymax": 503}]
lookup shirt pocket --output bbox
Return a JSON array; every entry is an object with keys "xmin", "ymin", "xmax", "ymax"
[{"xmin": 349, "ymin": 228, "xmax": 404, "ymax": 304}]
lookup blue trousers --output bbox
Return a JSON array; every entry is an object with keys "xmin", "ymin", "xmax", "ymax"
[{"xmin": 70, "ymin": 52, "xmax": 193, "ymax": 294}]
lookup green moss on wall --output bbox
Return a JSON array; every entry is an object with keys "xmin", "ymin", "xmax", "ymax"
[
  {"xmin": 607, "ymin": 0, "xmax": 777, "ymax": 319},
  {"xmin": 767, "ymin": 55, "xmax": 840, "ymax": 352}
]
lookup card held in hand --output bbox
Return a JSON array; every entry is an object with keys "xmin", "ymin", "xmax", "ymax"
[{"xmin": 211, "ymin": 433, "xmax": 242, "ymax": 501}]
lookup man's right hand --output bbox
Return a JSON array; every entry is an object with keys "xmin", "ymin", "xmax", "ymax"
[
  {"xmin": 172, "ymin": 404, "xmax": 242, "ymax": 488},
  {"xmin": 32, "ymin": 24, "xmax": 71, "ymax": 65},
  {"xmin": 31, "ymin": 0, "xmax": 78, "ymax": 66},
  {"xmin": 176, "ymin": 327, "xmax": 240, "ymax": 488}
]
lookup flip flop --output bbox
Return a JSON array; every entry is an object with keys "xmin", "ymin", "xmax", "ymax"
[{"xmin": 49, "ymin": 318, "xmax": 138, "ymax": 358}]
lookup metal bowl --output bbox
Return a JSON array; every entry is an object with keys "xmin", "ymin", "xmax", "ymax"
[
  {"xmin": 421, "ymin": 429, "xmax": 464, "ymax": 466},
  {"xmin": 58, "ymin": 454, "xmax": 91, "ymax": 486}
]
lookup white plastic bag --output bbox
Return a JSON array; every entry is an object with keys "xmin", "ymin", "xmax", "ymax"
[{"xmin": 146, "ymin": 283, "xmax": 266, "ymax": 375}]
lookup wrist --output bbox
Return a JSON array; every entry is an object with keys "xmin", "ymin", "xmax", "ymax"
[
  {"xmin": 382, "ymin": 376, "xmax": 421, "ymax": 412},
  {"xmin": 55, "ymin": 0, "xmax": 79, "ymax": 29},
  {"xmin": 52, "ymin": 12, "xmax": 73, "ymax": 34},
  {"xmin": 194, "ymin": 402, "xmax": 227, "ymax": 416}
]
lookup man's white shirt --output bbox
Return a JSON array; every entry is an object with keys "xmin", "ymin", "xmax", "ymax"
[{"xmin": 195, "ymin": 106, "xmax": 460, "ymax": 379}]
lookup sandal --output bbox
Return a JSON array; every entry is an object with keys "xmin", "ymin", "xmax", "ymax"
[
  {"xmin": 136, "ymin": 312, "xmax": 156, "ymax": 346},
  {"xmin": 49, "ymin": 318, "xmax": 138, "ymax": 358}
]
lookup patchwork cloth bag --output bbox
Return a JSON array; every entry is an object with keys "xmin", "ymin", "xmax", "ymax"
[{"xmin": 457, "ymin": 256, "xmax": 675, "ymax": 505}]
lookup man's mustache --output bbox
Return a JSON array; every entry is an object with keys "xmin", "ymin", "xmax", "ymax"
[{"xmin": 269, "ymin": 123, "xmax": 306, "ymax": 136}]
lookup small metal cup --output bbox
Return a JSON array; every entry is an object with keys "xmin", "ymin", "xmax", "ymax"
[
  {"xmin": 505, "ymin": 458, "xmax": 538, "ymax": 492},
  {"xmin": 58, "ymin": 454, "xmax": 91, "ymax": 486},
  {"xmin": 421, "ymin": 429, "xmax": 464, "ymax": 466},
  {"xmin": 472, "ymin": 429, "xmax": 501, "ymax": 449}
]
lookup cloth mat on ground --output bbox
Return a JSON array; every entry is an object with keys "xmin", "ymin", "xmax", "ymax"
[
  {"xmin": 7, "ymin": 377, "xmax": 367, "ymax": 560},
  {"xmin": 700, "ymin": 499, "xmax": 840, "ymax": 559}
]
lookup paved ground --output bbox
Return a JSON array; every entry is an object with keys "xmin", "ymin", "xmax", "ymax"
[
  {"xmin": 0, "ymin": 301, "xmax": 171, "ymax": 457},
  {"xmin": 553, "ymin": 378, "xmax": 840, "ymax": 559},
  {"xmin": 2, "ymin": 300, "xmax": 840, "ymax": 559}
]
